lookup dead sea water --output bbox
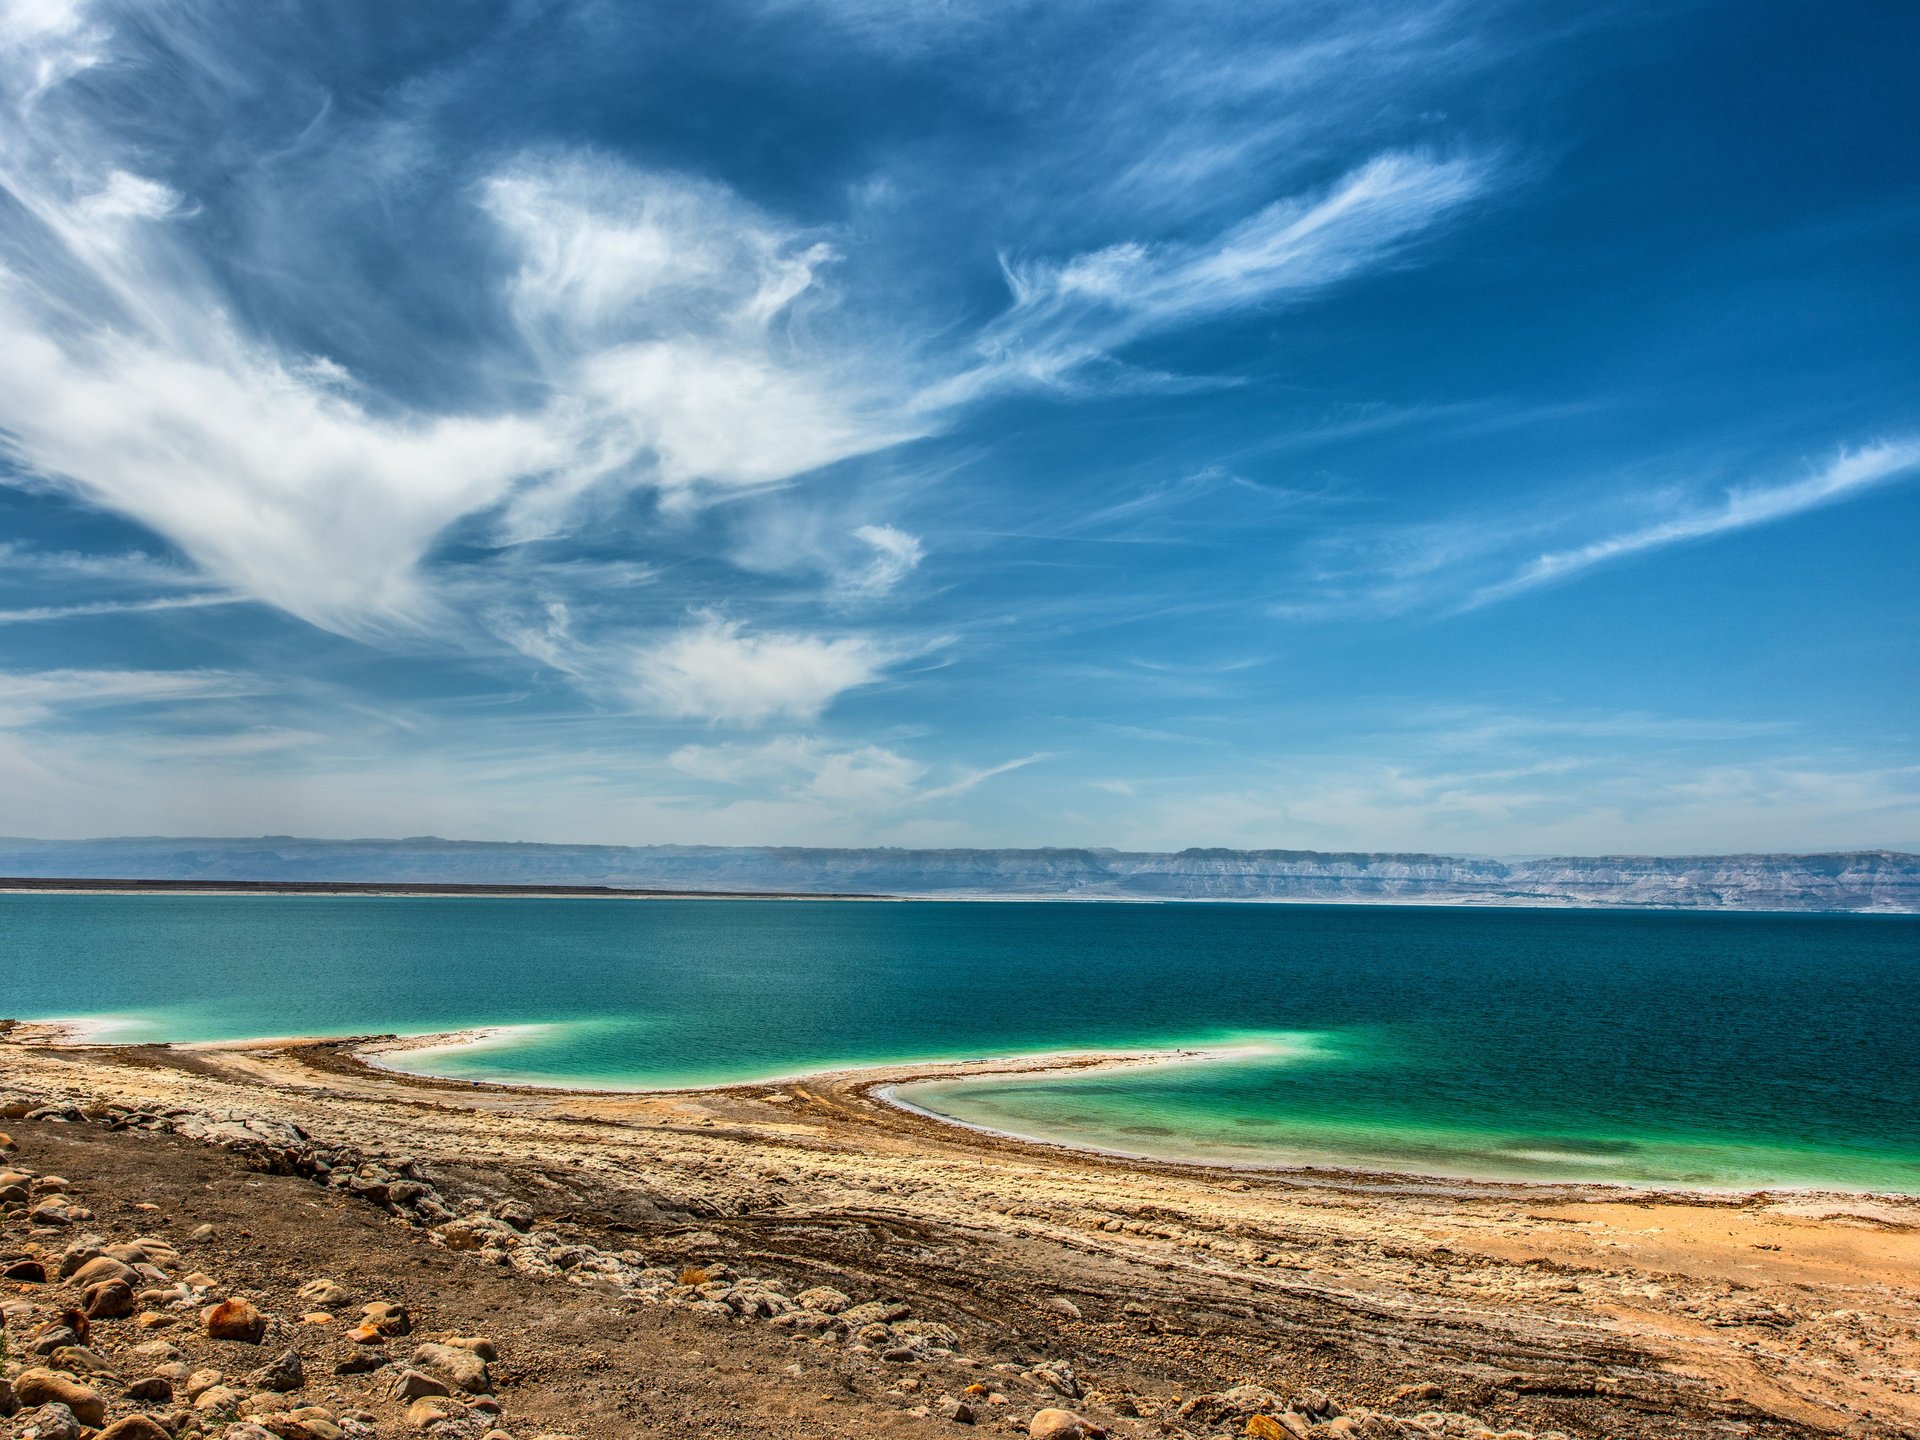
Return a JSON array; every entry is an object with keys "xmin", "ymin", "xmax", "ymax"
[{"xmin": 4, "ymin": 894, "xmax": 1917, "ymax": 1190}]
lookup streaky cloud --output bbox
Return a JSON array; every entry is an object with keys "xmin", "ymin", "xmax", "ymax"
[
  {"xmin": 0, "ymin": 591, "xmax": 239, "ymax": 625},
  {"xmin": 937, "ymin": 151, "xmax": 1493, "ymax": 398},
  {"xmin": 1470, "ymin": 439, "xmax": 1920, "ymax": 607}
]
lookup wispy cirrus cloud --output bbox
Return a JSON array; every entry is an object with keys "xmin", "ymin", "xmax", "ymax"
[
  {"xmin": 939, "ymin": 152, "xmax": 1493, "ymax": 398},
  {"xmin": 0, "ymin": 0, "xmax": 1501, "ymax": 663},
  {"xmin": 1469, "ymin": 439, "xmax": 1920, "ymax": 606},
  {"xmin": 668, "ymin": 732, "xmax": 1047, "ymax": 810},
  {"xmin": 0, "ymin": 592, "xmax": 239, "ymax": 625},
  {"xmin": 0, "ymin": 666, "xmax": 251, "ymax": 727},
  {"xmin": 1268, "ymin": 438, "xmax": 1920, "ymax": 621}
]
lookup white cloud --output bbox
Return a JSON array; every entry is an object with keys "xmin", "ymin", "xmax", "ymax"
[
  {"xmin": 0, "ymin": 667, "xmax": 250, "ymax": 727},
  {"xmin": 0, "ymin": 3, "xmax": 1499, "ymax": 688},
  {"xmin": 670, "ymin": 734, "xmax": 926, "ymax": 808},
  {"xmin": 0, "ymin": 542, "xmax": 201, "ymax": 585},
  {"xmin": 845, "ymin": 524, "xmax": 924, "ymax": 595},
  {"xmin": 483, "ymin": 159, "xmax": 928, "ymax": 538},
  {"xmin": 0, "ymin": 592, "xmax": 239, "ymax": 625},
  {"xmin": 0, "ymin": 304, "xmax": 561, "ymax": 634},
  {"xmin": 630, "ymin": 616, "xmax": 892, "ymax": 725},
  {"xmin": 1472, "ymin": 439, "xmax": 1920, "ymax": 606},
  {"xmin": 668, "ymin": 733, "xmax": 1044, "ymax": 809},
  {"xmin": 944, "ymin": 152, "xmax": 1492, "ymax": 396}
]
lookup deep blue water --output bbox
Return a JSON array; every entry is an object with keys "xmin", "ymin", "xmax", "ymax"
[{"xmin": 3, "ymin": 894, "xmax": 1917, "ymax": 1189}]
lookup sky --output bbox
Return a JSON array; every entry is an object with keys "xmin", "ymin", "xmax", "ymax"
[{"xmin": 0, "ymin": 0, "xmax": 1915, "ymax": 855}]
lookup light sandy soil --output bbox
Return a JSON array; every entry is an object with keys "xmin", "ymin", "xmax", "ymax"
[{"xmin": 2, "ymin": 1026, "xmax": 1915, "ymax": 1439}]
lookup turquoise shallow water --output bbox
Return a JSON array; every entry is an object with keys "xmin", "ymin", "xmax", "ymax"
[{"xmin": 3, "ymin": 894, "xmax": 1918, "ymax": 1191}]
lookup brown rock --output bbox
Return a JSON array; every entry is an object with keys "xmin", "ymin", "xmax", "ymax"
[
  {"xmin": 1029, "ymin": 1410, "xmax": 1104, "ymax": 1440},
  {"xmin": 345, "ymin": 1322, "xmax": 386, "ymax": 1344},
  {"xmin": 361, "ymin": 1299, "xmax": 411, "ymax": 1335},
  {"xmin": 1, "ymin": 1257, "xmax": 46, "ymax": 1282},
  {"xmin": 205, "ymin": 1297, "xmax": 269, "ymax": 1343},
  {"xmin": 194, "ymin": 1383, "xmax": 244, "ymax": 1414},
  {"xmin": 97, "ymin": 1417, "xmax": 173, "ymax": 1440},
  {"xmin": 250, "ymin": 1348, "xmax": 306, "ymax": 1393},
  {"xmin": 296, "ymin": 1279, "xmax": 351, "ymax": 1308},
  {"xmin": 28, "ymin": 1198, "xmax": 73, "ymax": 1225},
  {"xmin": 84, "ymin": 1279, "xmax": 136, "ymax": 1319},
  {"xmin": 15, "ymin": 1404, "xmax": 85, "ymax": 1440},
  {"xmin": 128, "ymin": 1375, "xmax": 175, "ymax": 1403},
  {"xmin": 0, "ymin": 1131, "xmax": 14, "ymax": 1151},
  {"xmin": 392, "ymin": 1368, "xmax": 454, "ymax": 1401},
  {"xmin": 1246, "ymin": 1418, "xmax": 1289, "ymax": 1440},
  {"xmin": 69, "ymin": 1255, "xmax": 139, "ymax": 1288},
  {"xmin": 184, "ymin": 1368, "xmax": 225, "ymax": 1400},
  {"xmin": 13, "ymin": 1368, "xmax": 107, "ymax": 1426},
  {"xmin": 414, "ymin": 1341, "xmax": 492, "ymax": 1394},
  {"xmin": 48, "ymin": 1343, "xmax": 117, "ymax": 1375},
  {"xmin": 260, "ymin": 1413, "xmax": 346, "ymax": 1440},
  {"xmin": 405, "ymin": 1395, "xmax": 466, "ymax": 1430}
]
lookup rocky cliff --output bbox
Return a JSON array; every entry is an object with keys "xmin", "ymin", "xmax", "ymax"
[{"xmin": 0, "ymin": 837, "xmax": 1914, "ymax": 911}]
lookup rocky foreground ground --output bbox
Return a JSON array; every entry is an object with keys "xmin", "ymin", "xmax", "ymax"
[{"xmin": 1, "ymin": 1031, "xmax": 1916, "ymax": 1440}]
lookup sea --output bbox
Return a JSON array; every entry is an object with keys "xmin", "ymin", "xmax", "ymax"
[{"xmin": 5, "ymin": 893, "xmax": 1917, "ymax": 1192}]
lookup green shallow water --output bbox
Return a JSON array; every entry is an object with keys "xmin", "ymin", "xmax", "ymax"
[{"xmin": 3, "ymin": 894, "xmax": 1918, "ymax": 1191}]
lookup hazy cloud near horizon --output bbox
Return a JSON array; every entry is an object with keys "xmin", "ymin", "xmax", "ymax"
[{"xmin": 0, "ymin": 0, "xmax": 1914, "ymax": 852}]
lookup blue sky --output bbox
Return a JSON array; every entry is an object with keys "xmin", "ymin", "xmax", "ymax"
[{"xmin": 0, "ymin": 0, "xmax": 1914, "ymax": 852}]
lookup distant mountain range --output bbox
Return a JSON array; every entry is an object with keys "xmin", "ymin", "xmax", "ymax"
[{"xmin": 0, "ymin": 836, "xmax": 1915, "ymax": 912}]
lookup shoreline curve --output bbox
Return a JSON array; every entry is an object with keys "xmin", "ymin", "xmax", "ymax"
[{"xmin": 10, "ymin": 1015, "xmax": 1918, "ymax": 1202}]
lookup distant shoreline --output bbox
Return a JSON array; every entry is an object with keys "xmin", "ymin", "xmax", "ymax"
[
  {"xmin": 2, "ymin": 873, "xmax": 1917, "ymax": 912},
  {"xmin": 0, "ymin": 875, "xmax": 893, "ymax": 901}
]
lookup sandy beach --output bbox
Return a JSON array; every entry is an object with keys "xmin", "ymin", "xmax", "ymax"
[{"xmin": 1, "ymin": 1022, "xmax": 1915, "ymax": 1439}]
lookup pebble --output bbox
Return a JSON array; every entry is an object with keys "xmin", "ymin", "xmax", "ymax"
[
  {"xmin": 70, "ymin": 1255, "xmax": 140, "ymax": 1288},
  {"xmin": 95, "ymin": 1418, "xmax": 172, "ymax": 1440},
  {"xmin": 193, "ymin": 1383, "xmax": 244, "ymax": 1414},
  {"xmin": 404, "ymin": 1395, "xmax": 467, "ymax": 1430},
  {"xmin": 83, "ymin": 1279, "xmax": 136, "ymax": 1319},
  {"xmin": 204, "ymin": 1297, "xmax": 269, "ymax": 1343},
  {"xmin": 297, "ymin": 1278, "xmax": 352, "ymax": 1307},
  {"xmin": 361, "ymin": 1299, "xmax": 413, "ymax": 1335},
  {"xmin": 392, "ymin": 1368, "xmax": 455, "ymax": 1401},
  {"xmin": 251, "ymin": 1347, "xmax": 307, "ymax": 1393},
  {"xmin": 414, "ymin": 1341, "xmax": 493, "ymax": 1393},
  {"xmin": 14, "ymin": 1403, "xmax": 86, "ymax": 1440},
  {"xmin": 1029, "ymin": 1408, "xmax": 1102, "ymax": 1440},
  {"xmin": 13, "ymin": 1370, "xmax": 108, "ymax": 1426}
]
